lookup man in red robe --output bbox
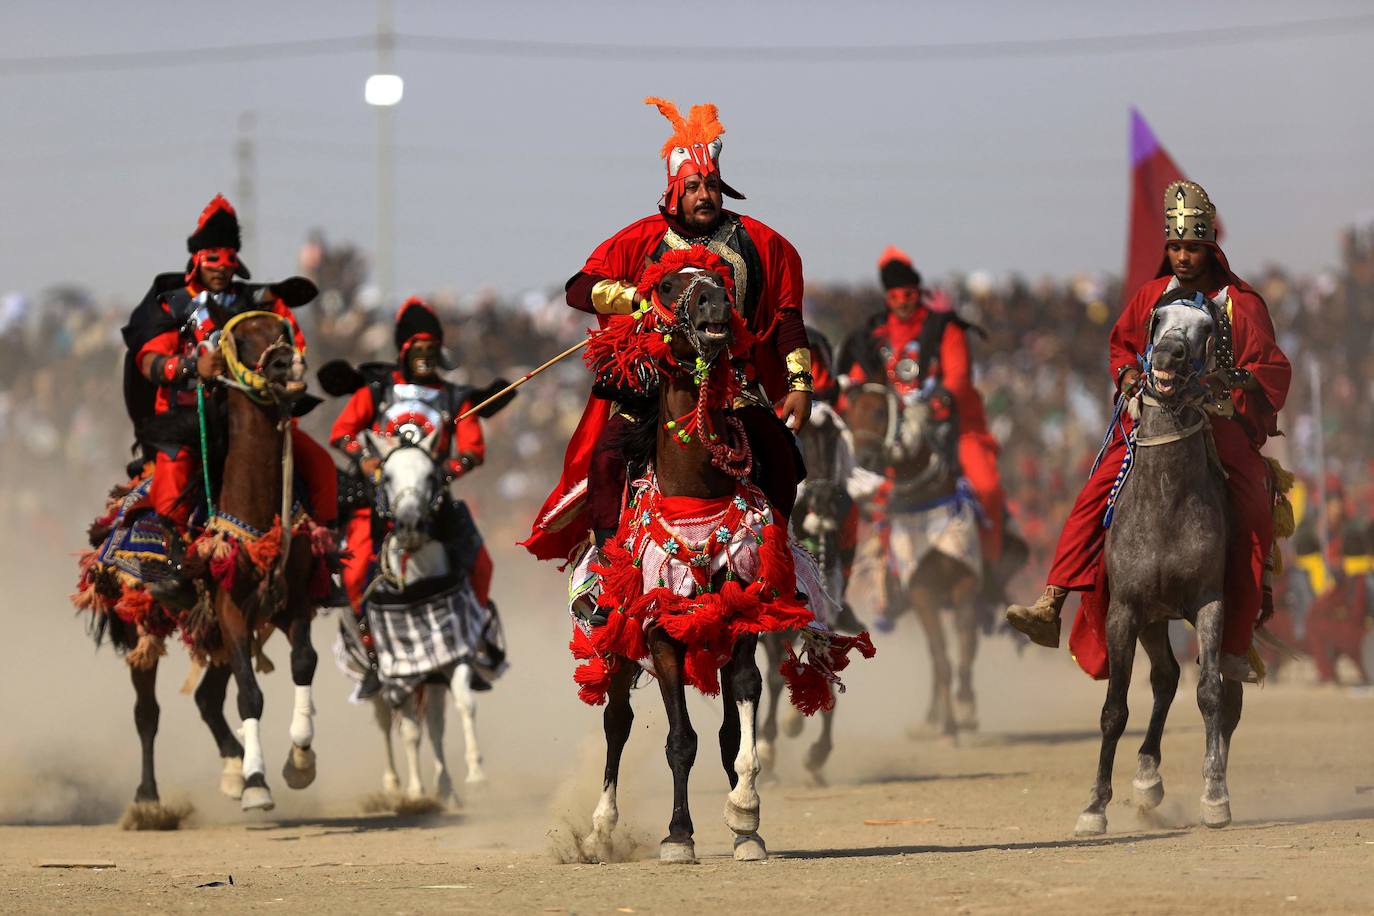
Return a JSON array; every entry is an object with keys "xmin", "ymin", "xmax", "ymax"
[
  {"xmin": 1006, "ymin": 181, "xmax": 1291, "ymax": 681},
  {"xmin": 838, "ymin": 246, "xmax": 1006, "ymax": 563},
  {"xmin": 523, "ymin": 98, "xmax": 813, "ymax": 562}
]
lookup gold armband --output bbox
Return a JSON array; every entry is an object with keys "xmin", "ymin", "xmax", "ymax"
[
  {"xmin": 784, "ymin": 347, "xmax": 814, "ymax": 393},
  {"xmin": 590, "ymin": 279, "xmax": 639, "ymax": 316}
]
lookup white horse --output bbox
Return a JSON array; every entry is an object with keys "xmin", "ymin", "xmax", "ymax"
[{"xmin": 335, "ymin": 429, "xmax": 506, "ymax": 805}]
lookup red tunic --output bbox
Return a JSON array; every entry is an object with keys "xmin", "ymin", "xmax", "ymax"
[
  {"xmin": 329, "ymin": 370, "xmax": 485, "ymax": 469},
  {"xmin": 523, "ymin": 211, "xmax": 806, "ymax": 562}
]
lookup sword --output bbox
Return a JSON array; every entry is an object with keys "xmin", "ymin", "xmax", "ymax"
[{"xmin": 456, "ymin": 338, "xmax": 589, "ymax": 422}]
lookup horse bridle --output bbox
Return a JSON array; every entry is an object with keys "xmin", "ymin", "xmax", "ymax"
[
  {"xmin": 670, "ymin": 272, "xmax": 731, "ymax": 365},
  {"xmin": 372, "ymin": 440, "xmax": 446, "ymax": 525}
]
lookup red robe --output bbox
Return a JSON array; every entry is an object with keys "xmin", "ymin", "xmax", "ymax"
[
  {"xmin": 522, "ymin": 211, "xmax": 805, "ymax": 562},
  {"xmin": 1060, "ymin": 251, "xmax": 1292, "ymax": 677}
]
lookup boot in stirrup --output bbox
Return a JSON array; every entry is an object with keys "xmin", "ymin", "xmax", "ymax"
[{"xmin": 1005, "ymin": 586, "xmax": 1069, "ymax": 649}]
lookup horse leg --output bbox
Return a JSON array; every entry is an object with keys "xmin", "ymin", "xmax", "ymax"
[
  {"xmin": 130, "ymin": 661, "xmax": 160, "ymax": 804},
  {"xmin": 451, "ymin": 663, "xmax": 487, "ymax": 784},
  {"xmin": 755, "ymin": 634, "xmax": 784, "ymax": 781},
  {"xmin": 951, "ymin": 571, "xmax": 981, "ymax": 732},
  {"xmin": 912, "ymin": 582, "xmax": 956, "ymax": 740},
  {"xmin": 397, "ymin": 692, "xmax": 425, "ymax": 799},
  {"xmin": 194, "ymin": 663, "xmax": 245, "ymax": 799},
  {"xmin": 650, "ymin": 630, "xmax": 698, "ymax": 864},
  {"xmin": 220, "ymin": 602, "xmax": 272, "ymax": 811},
  {"xmin": 373, "ymin": 696, "xmax": 401, "ymax": 794},
  {"xmin": 1076, "ymin": 604, "xmax": 1137, "ymax": 836},
  {"xmin": 581, "ymin": 660, "xmax": 637, "ymax": 862},
  {"xmin": 803, "ymin": 698, "xmax": 836, "ymax": 788},
  {"xmin": 1195, "ymin": 599, "xmax": 1233, "ymax": 827},
  {"xmin": 721, "ymin": 633, "xmax": 766, "ymax": 862},
  {"xmin": 424, "ymin": 681, "xmax": 457, "ymax": 805},
  {"xmin": 281, "ymin": 612, "xmax": 318, "ymax": 790},
  {"xmin": 1133, "ymin": 621, "xmax": 1180, "ymax": 811}
]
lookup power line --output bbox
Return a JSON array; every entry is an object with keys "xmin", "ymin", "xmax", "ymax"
[{"xmin": 3, "ymin": 13, "xmax": 1373, "ymax": 76}]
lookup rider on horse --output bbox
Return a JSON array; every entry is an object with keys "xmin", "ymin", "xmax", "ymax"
[
  {"xmin": 837, "ymin": 245, "xmax": 1007, "ymax": 566},
  {"xmin": 120, "ymin": 194, "xmax": 338, "ymax": 604},
  {"xmin": 1006, "ymin": 180, "xmax": 1292, "ymax": 681},
  {"xmin": 523, "ymin": 97, "xmax": 813, "ymax": 563},
  {"xmin": 329, "ymin": 297, "xmax": 496, "ymax": 695}
]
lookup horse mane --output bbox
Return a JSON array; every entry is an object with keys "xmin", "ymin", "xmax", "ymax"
[{"xmin": 612, "ymin": 408, "xmax": 659, "ymax": 473}]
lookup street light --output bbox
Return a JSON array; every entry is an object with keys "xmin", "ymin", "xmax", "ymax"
[{"xmin": 364, "ymin": 73, "xmax": 404, "ymax": 107}]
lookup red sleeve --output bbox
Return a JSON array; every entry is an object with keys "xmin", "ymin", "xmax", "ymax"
[
  {"xmin": 1109, "ymin": 277, "xmax": 1168, "ymax": 387},
  {"xmin": 1228, "ymin": 287, "xmax": 1291, "ymax": 436},
  {"xmin": 269, "ymin": 298, "xmax": 308, "ymax": 352},
  {"xmin": 452, "ymin": 401, "xmax": 485, "ymax": 463},
  {"xmin": 329, "ymin": 386, "xmax": 375, "ymax": 454},
  {"xmin": 938, "ymin": 322, "xmax": 990, "ymax": 433},
  {"xmin": 136, "ymin": 328, "xmax": 181, "ymax": 376},
  {"xmin": 565, "ymin": 272, "xmax": 600, "ymax": 314}
]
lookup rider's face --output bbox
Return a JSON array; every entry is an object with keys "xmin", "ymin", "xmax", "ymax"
[
  {"xmin": 406, "ymin": 339, "xmax": 440, "ymax": 380},
  {"xmin": 886, "ymin": 285, "xmax": 921, "ymax": 320},
  {"xmin": 198, "ymin": 262, "xmax": 233, "ymax": 292},
  {"xmin": 680, "ymin": 173, "xmax": 723, "ymax": 232},
  {"xmin": 1167, "ymin": 242, "xmax": 1213, "ymax": 285}
]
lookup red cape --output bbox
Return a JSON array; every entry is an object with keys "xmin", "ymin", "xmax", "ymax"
[
  {"xmin": 521, "ymin": 211, "xmax": 804, "ymax": 562},
  {"xmin": 1069, "ymin": 252, "xmax": 1292, "ymax": 678}
]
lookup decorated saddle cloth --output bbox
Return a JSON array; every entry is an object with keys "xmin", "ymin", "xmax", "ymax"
[
  {"xmin": 885, "ymin": 478, "xmax": 984, "ymax": 587},
  {"xmin": 567, "ymin": 473, "xmax": 873, "ymax": 713},
  {"xmin": 334, "ymin": 581, "xmax": 508, "ymax": 706}
]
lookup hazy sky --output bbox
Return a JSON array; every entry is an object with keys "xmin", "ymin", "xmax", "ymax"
[{"xmin": 3, "ymin": 0, "xmax": 1372, "ymax": 304}]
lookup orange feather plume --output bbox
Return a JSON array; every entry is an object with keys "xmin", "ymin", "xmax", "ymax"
[{"xmin": 645, "ymin": 97, "xmax": 725, "ymax": 158}]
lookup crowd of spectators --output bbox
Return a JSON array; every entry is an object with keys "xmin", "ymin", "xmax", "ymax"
[{"xmin": 3, "ymin": 230, "xmax": 1372, "ymax": 635}]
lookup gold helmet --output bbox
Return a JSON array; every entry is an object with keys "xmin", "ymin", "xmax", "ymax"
[{"xmin": 1163, "ymin": 180, "xmax": 1216, "ymax": 243}]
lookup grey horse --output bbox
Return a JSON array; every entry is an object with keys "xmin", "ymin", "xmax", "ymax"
[{"xmin": 1076, "ymin": 287, "xmax": 1242, "ymax": 836}]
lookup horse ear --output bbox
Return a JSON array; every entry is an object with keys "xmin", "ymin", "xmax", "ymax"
[
  {"xmin": 418, "ymin": 427, "xmax": 440, "ymax": 457},
  {"xmin": 364, "ymin": 430, "xmax": 397, "ymax": 459}
]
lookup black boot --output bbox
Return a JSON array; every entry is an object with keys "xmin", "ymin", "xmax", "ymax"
[{"xmin": 147, "ymin": 515, "xmax": 198, "ymax": 611}]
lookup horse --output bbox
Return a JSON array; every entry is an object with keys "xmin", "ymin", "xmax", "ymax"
[
  {"xmin": 844, "ymin": 381, "xmax": 984, "ymax": 739},
  {"xmin": 1075, "ymin": 288, "xmax": 1238, "ymax": 836},
  {"xmin": 333, "ymin": 428, "xmax": 505, "ymax": 806},
  {"xmin": 569, "ymin": 252, "xmax": 866, "ymax": 864},
  {"xmin": 757, "ymin": 399, "xmax": 867, "ymax": 785},
  {"xmin": 75, "ymin": 303, "xmax": 335, "ymax": 819}
]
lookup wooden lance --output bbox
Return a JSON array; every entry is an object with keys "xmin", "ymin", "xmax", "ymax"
[{"xmin": 456, "ymin": 338, "xmax": 590, "ymax": 422}]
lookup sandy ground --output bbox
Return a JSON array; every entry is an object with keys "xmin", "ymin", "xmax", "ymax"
[{"xmin": 3, "ymin": 506, "xmax": 1373, "ymax": 914}]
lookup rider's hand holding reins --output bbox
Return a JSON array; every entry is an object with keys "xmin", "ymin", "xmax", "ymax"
[
  {"xmin": 1118, "ymin": 367, "xmax": 1143, "ymax": 398},
  {"xmin": 197, "ymin": 346, "xmax": 226, "ymax": 381}
]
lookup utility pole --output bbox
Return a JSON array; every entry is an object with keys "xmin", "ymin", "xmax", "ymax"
[
  {"xmin": 376, "ymin": 0, "xmax": 395, "ymax": 306},
  {"xmin": 235, "ymin": 111, "xmax": 258, "ymax": 270}
]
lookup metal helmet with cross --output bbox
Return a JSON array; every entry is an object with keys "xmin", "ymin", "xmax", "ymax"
[{"xmin": 1163, "ymin": 180, "xmax": 1217, "ymax": 242}]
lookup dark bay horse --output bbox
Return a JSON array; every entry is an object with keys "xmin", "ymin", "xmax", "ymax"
[
  {"xmin": 131, "ymin": 307, "xmax": 324, "ymax": 815},
  {"xmin": 580, "ymin": 262, "xmax": 773, "ymax": 865},
  {"xmin": 1076, "ymin": 289, "xmax": 1239, "ymax": 835}
]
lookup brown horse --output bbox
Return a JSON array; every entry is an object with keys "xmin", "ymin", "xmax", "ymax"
[
  {"xmin": 844, "ymin": 382, "xmax": 982, "ymax": 739},
  {"xmin": 131, "ymin": 306, "xmax": 324, "ymax": 815},
  {"xmin": 579, "ymin": 263, "xmax": 773, "ymax": 864}
]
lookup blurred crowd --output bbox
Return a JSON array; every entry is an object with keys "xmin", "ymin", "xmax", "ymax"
[{"xmin": 3, "ymin": 227, "xmax": 1371, "ymax": 678}]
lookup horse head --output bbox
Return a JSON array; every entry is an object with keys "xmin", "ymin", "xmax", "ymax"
[
  {"xmin": 658, "ymin": 266, "xmax": 733, "ymax": 365},
  {"xmin": 364, "ymin": 428, "xmax": 443, "ymax": 551},
  {"xmin": 206, "ymin": 297, "xmax": 307, "ymax": 408},
  {"xmin": 842, "ymin": 381, "xmax": 959, "ymax": 498},
  {"xmin": 1144, "ymin": 288, "xmax": 1218, "ymax": 401}
]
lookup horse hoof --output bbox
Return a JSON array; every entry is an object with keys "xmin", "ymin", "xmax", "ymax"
[
  {"xmin": 724, "ymin": 799, "xmax": 761, "ymax": 836},
  {"xmin": 1074, "ymin": 812, "xmax": 1107, "ymax": 836},
  {"xmin": 241, "ymin": 785, "xmax": 275, "ymax": 812},
  {"xmin": 383, "ymin": 772, "xmax": 401, "ymax": 794},
  {"xmin": 733, "ymin": 834, "xmax": 768, "ymax": 862},
  {"xmin": 465, "ymin": 770, "xmax": 488, "ymax": 786},
  {"xmin": 953, "ymin": 699, "xmax": 978, "ymax": 732},
  {"xmin": 802, "ymin": 765, "xmax": 828, "ymax": 789},
  {"xmin": 659, "ymin": 840, "xmax": 697, "ymax": 864},
  {"xmin": 1133, "ymin": 776, "xmax": 1165, "ymax": 811},
  {"xmin": 1201, "ymin": 797, "xmax": 1232, "ymax": 828},
  {"xmin": 219, "ymin": 758, "xmax": 245, "ymax": 799},
  {"xmin": 282, "ymin": 745, "xmax": 316, "ymax": 790}
]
